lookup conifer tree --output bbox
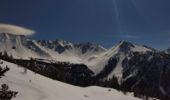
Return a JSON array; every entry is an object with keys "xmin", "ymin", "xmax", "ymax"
[{"xmin": 0, "ymin": 62, "xmax": 18, "ymax": 100}]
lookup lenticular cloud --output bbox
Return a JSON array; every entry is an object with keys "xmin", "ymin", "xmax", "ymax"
[{"xmin": 0, "ymin": 24, "xmax": 35, "ymax": 36}]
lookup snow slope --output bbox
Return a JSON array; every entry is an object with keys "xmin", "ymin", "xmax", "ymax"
[
  {"xmin": 87, "ymin": 40, "xmax": 154, "ymax": 75},
  {"xmin": 0, "ymin": 60, "xmax": 142, "ymax": 100}
]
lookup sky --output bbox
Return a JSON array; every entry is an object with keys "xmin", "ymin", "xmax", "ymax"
[{"xmin": 0, "ymin": 0, "xmax": 170, "ymax": 49}]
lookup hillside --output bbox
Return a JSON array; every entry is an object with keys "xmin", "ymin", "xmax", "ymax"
[{"xmin": 0, "ymin": 60, "xmax": 141, "ymax": 100}]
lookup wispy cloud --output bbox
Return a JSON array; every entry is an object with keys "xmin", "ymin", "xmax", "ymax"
[
  {"xmin": 0, "ymin": 24, "xmax": 35, "ymax": 36},
  {"xmin": 124, "ymin": 34, "xmax": 138, "ymax": 39}
]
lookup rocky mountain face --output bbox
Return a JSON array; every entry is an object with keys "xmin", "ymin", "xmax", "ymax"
[
  {"xmin": 122, "ymin": 52, "xmax": 170, "ymax": 99},
  {"xmin": 1, "ymin": 33, "xmax": 170, "ymax": 99}
]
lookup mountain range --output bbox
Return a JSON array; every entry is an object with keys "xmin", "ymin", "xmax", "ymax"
[{"xmin": 1, "ymin": 33, "xmax": 170, "ymax": 100}]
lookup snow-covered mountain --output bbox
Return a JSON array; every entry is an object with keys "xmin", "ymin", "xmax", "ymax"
[
  {"xmin": 0, "ymin": 33, "xmax": 40, "ymax": 59},
  {"xmin": 90, "ymin": 43, "xmax": 170, "ymax": 100},
  {"xmin": 0, "ymin": 33, "xmax": 156, "ymax": 77},
  {"xmin": 0, "ymin": 60, "xmax": 141, "ymax": 100},
  {"xmin": 87, "ymin": 40, "xmax": 155, "ymax": 76},
  {"xmin": 0, "ymin": 33, "xmax": 157, "ymax": 81},
  {"xmin": 0, "ymin": 33, "xmax": 106, "ymax": 64}
]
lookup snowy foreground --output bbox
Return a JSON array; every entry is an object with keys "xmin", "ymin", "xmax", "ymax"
[{"xmin": 1, "ymin": 61, "xmax": 142, "ymax": 100}]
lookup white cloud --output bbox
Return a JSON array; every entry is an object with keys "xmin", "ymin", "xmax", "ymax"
[{"xmin": 0, "ymin": 24, "xmax": 35, "ymax": 36}]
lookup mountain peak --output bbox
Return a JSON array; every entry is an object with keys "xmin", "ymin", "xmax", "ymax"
[
  {"xmin": 110, "ymin": 40, "xmax": 153, "ymax": 54},
  {"xmin": 117, "ymin": 40, "xmax": 135, "ymax": 54},
  {"xmin": 118, "ymin": 40, "xmax": 134, "ymax": 47}
]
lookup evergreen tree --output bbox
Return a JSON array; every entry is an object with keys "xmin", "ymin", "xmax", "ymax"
[
  {"xmin": 0, "ymin": 84, "xmax": 18, "ymax": 100},
  {"xmin": 0, "ymin": 62, "xmax": 18, "ymax": 100}
]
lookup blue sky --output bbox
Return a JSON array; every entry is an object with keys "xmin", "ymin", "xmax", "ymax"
[{"xmin": 0, "ymin": 0, "xmax": 170, "ymax": 49}]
